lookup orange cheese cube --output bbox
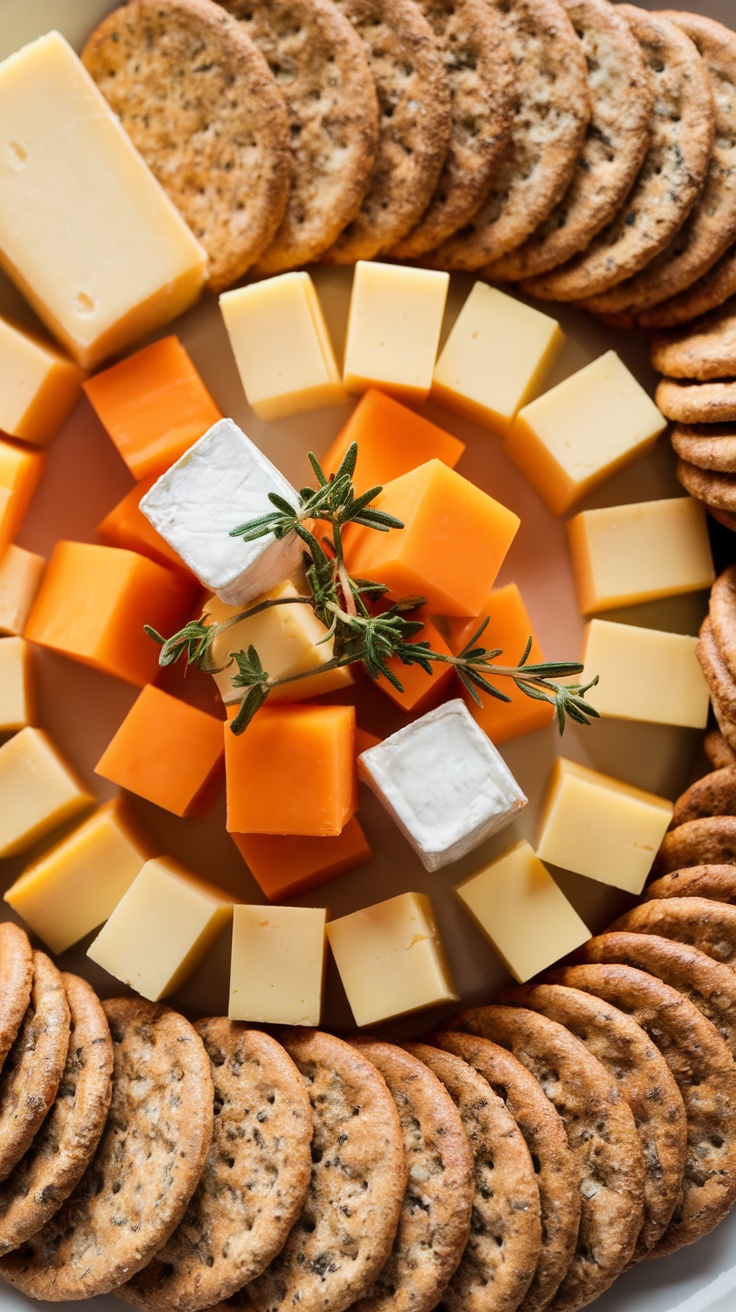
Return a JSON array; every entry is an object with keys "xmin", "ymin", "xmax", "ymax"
[
  {"xmin": 96, "ymin": 473, "xmax": 194, "ymax": 574},
  {"xmin": 0, "ymin": 437, "xmax": 45, "ymax": 554},
  {"xmin": 345, "ymin": 459, "xmax": 520, "ymax": 617},
  {"xmin": 96, "ymin": 685, "xmax": 225, "ymax": 818},
  {"xmin": 374, "ymin": 607, "xmax": 454, "ymax": 714},
  {"xmin": 24, "ymin": 541, "xmax": 197, "ymax": 686},
  {"xmin": 354, "ymin": 726, "xmax": 382, "ymax": 757},
  {"xmin": 231, "ymin": 816, "xmax": 372, "ymax": 901},
  {"xmin": 225, "ymin": 704, "xmax": 357, "ymax": 837},
  {"xmin": 320, "ymin": 389, "xmax": 465, "ymax": 495},
  {"xmin": 83, "ymin": 336, "xmax": 222, "ymax": 480},
  {"xmin": 447, "ymin": 583, "xmax": 555, "ymax": 743},
  {"xmin": 0, "ymin": 313, "xmax": 86, "ymax": 446}
]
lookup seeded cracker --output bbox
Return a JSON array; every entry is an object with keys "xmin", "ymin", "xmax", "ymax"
[
  {"xmin": 646, "ymin": 863, "xmax": 736, "ymax": 901},
  {"xmin": 610, "ymin": 897, "xmax": 736, "ymax": 970},
  {"xmin": 641, "ymin": 242, "xmax": 736, "ymax": 330},
  {"xmin": 0, "ymin": 925, "xmax": 32, "ymax": 1078}
]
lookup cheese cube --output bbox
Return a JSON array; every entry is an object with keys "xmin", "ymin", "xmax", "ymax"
[
  {"xmin": 568, "ymin": 497, "xmax": 715, "ymax": 615},
  {"xmin": 0, "ymin": 727, "xmax": 93, "ymax": 858},
  {"xmin": 504, "ymin": 351, "xmax": 667, "ymax": 515},
  {"xmin": 432, "ymin": 284, "xmax": 563, "ymax": 435},
  {"xmin": 326, "ymin": 892, "xmax": 458, "ymax": 1028},
  {"xmin": 229, "ymin": 905, "xmax": 326, "ymax": 1025},
  {"xmin": 536, "ymin": 757, "xmax": 673, "ymax": 895},
  {"xmin": 0, "ymin": 543, "xmax": 45, "ymax": 635},
  {"xmin": 456, "ymin": 840, "xmax": 590, "ymax": 982},
  {"xmin": 374, "ymin": 607, "xmax": 454, "ymax": 714},
  {"xmin": 358, "ymin": 699, "xmax": 527, "ymax": 872},
  {"xmin": 4, "ymin": 797, "xmax": 152, "ymax": 954},
  {"xmin": 581, "ymin": 619, "xmax": 709, "ymax": 727},
  {"xmin": 87, "ymin": 857, "xmax": 234, "ymax": 1002},
  {"xmin": 140, "ymin": 419, "xmax": 304, "ymax": 607},
  {"xmin": 0, "ymin": 32, "xmax": 206, "ymax": 369},
  {"xmin": 220, "ymin": 273, "xmax": 346, "ymax": 419},
  {"xmin": 96, "ymin": 474, "xmax": 195, "ymax": 575},
  {"xmin": 320, "ymin": 388, "xmax": 465, "ymax": 495},
  {"xmin": 0, "ymin": 636, "xmax": 33, "ymax": 732},
  {"xmin": 343, "ymin": 262, "xmax": 449, "ymax": 403},
  {"xmin": 0, "ymin": 314, "xmax": 86, "ymax": 445},
  {"xmin": 231, "ymin": 818, "xmax": 372, "ymax": 901},
  {"xmin": 0, "ymin": 437, "xmax": 45, "ymax": 554}
]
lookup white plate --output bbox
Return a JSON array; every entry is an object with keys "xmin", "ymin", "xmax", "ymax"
[{"xmin": 0, "ymin": 1, "xmax": 734, "ymax": 1308}]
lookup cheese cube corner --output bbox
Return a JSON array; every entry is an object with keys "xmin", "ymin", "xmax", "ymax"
[
  {"xmin": 0, "ymin": 726, "xmax": 93, "ymax": 858},
  {"xmin": 0, "ymin": 543, "xmax": 45, "ymax": 636},
  {"xmin": 0, "ymin": 313, "xmax": 86, "ymax": 446},
  {"xmin": 231, "ymin": 818, "xmax": 372, "ymax": 901},
  {"xmin": 320, "ymin": 389, "xmax": 465, "ymax": 495},
  {"xmin": 343, "ymin": 261, "xmax": 449, "ymax": 403},
  {"xmin": 0, "ymin": 437, "xmax": 45, "ymax": 555},
  {"xmin": 0, "ymin": 635, "xmax": 34, "ymax": 732},
  {"xmin": 229, "ymin": 904, "xmax": 326, "ymax": 1025},
  {"xmin": 581, "ymin": 619, "xmax": 709, "ymax": 728}
]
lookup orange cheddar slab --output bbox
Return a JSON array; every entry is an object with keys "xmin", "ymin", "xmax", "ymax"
[
  {"xmin": 345, "ymin": 459, "xmax": 520, "ymax": 617},
  {"xmin": 83, "ymin": 336, "xmax": 222, "ymax": 480},
  {"xmin": 447, "ymin": 583, "xmax": 555, "ymax": 743},
  {"xmin": 375, "ymin": 607, "xmax": 454, "ymax": 714},
  {"xmin": 24, "ymin": 541, "xmax": 197, "ymax": 686},
  {"xmin": 0, "ymin": 437, "xmax": 45, "ymax": 554},
  {"xmin": 96, "ymin": 684, "xmax": 225, "ymax": 818},
  {"xmin": 96, "ymin": 473, "xmax": 194, "ymax": 574},
  {"xmin": 320, "ymin": 390, "xmax": 465, "ymax": 495},
  {"xmin": 0, "ymin": 313, "xmax": 86, "ymax": 446},
  {"xmin": 225, "ymin": 704, "xmax": 357, "ymax": 837},
  {"xmin": 231, "ymin": 817, "xmax": 372, "ymax": 902}
]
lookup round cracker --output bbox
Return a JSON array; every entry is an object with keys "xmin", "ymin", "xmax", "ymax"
[
  {"xmin": 641, "ymin": 240, "xmax": 736, "ymax": 329},
  {"xmin": 646, "ymin": 864, "xmax": 736, "ymax": 902},
  {"xmin": 0, "ymin": 999, "xmax": 214, "ymax": 1301},
  {"xmin": 709, "ymin": 505, "xmax": 736, "ymax": 532},
  {"xmin": 654, "ymin": 815, "xmax": 736, "ymax": 874},
  {"xmin": 696, "ymin": 619, "xmax": 736, "ymax": 756},
  {"xmin": 485, "ymin": 0, "xmax": 654, "ymax": 283},
  {"xmin": 705, "ymin": 729, "xmax": 736, "ymax": 770},
  {"xmin": 670, "ymin": 770, "xmax": 736, "ymax": 825},
  {"xmin": 611, "ymin": 896, "xmax": 736, "ymax": 971},
  {"xmin": 657, "ymin": 377, "xmax": 736, "ymax": 423},
  {"xmin": 678, "ymin": 459, "xmax": 736, "ymax": 511},
  {"xmin": 452, "ymin": 1004, "xmax": 645, "ymax": 1311},
  {"xmin": 672, "ymin": 425, "xmax": 736, "ymax": 474},
  {"xmin": 0, "ymin": 925, "xmax": 32, "ymax": 1079},
  {"xmin": 82, "ymin": 0, "xmax": 291, "ymax": 292},
  {"xmin": 707, "ymin": 564, "xmax": 736, "ymax": 683},
  {"xmin": 652, "ymin": 298, "xmax": 736, "ymax": 380},
  {"xmin": 426, "ymin": 0, "xmax": 591, "ymax": 271}
]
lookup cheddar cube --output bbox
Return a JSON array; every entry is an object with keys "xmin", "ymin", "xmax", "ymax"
[
  {"xmin": 568, "ymin": 498, "xmax": 715, "ymax": 615},
  {"xmin": 25, "ymin": 541, "xmax": 197, "ymax": 686},
  {"xmin": 220, "ymin": 273, "xmax": 346, "ymax": 419},
  {"xmin": 0, "ymin": 313, "xmax": 86, "ymax": 445},
  {"xmin": 96, "ymin": 685, "xmax": 225, "ymax": 818},
  {"xmin": 432, "ymin": 284, "xmax": 563, "ymax": 435},
  {"xmin": 87, "ymin": 856, "xmax": 233, "ymax": 1001},
  {"xmin": 326, "ymin": 892, "xmax": 458, "ymax": 1028},
  {"xmin": 374, "ymin": 607, "xmax": 454, "ymax": 715},
  {"xmin": 96, "ymin": 474, "xmax": 194, "ymax": 574},
  {"xmin": 4, "ymin": 797, "xmax": 152, "ymax": 954},
  {"xmin": 229, "ymin": 905, "xmax": 326, "ymax": 1025},
  {"xmin": 83, "ymin": 336, "xmax": 222, "ymax": 480},
  {"xmin": 0, "ymin": 636, "xmax": 34, "ymax": 732},
  {"xmin": 0, "ymin": 437, "xmax": 45, "ymax": 554},
  {"xmin": 455, "ymin": 840, "xmax": 590, "ymax": 982},
  {"xmin": 504, "ymin": 351, "xmax": 667, "ymax": 514},
  {"xmin": 581, "ymin": 620, "xmax": 709, "ymax": 728},
  {"xmin": 231, "ymin": 818, "xmax": 372, "ymax": 902},
  {"xmin": 343, "ymin": 262, "xmax": 449, "ymax": 403},
  {"xmin": 345, "ymin": 459, "xmax": 519, "ymax": 617},
  {"xmin": 536, "ymin": 757, "xmax": 673, "ymax": 895},
  {"xmin": 320, "ymin": 389, "xmax": 465, "ymax": 495},
  {"xmin": 0, "ymin": 726, "xmax": 93, "ymax": 858},
  {"xmin": 0, "ymin": 544, "xmax": 45, "ymax": 635}
]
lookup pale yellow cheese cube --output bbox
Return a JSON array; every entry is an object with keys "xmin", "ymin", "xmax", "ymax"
[
  {"xmin": 504, "ymin": 351, "xmax": 666, "ymax": 515},
  {"xmin": 326, "ymin": 892, "xmax": 458, "ymax": 1028},
  {"xmin": 229, "ymin": 904, "xmax": 326, "ymax": 1026},
  {"xmin": 343, "ymin": 261, "xmax": 449, "ymax": 403},
  {"xmin": 0, "ymin": 33, "xmax": 206, "ymax": 369},
  {"xmin": 582, "ymin": 619, "xmax": 709, "ymax": 728},
  {"xmin": 536, "ymin": 757, "xmax": 673, "ymax": 895},
  {"xmin": 0, "ymin": 726, "xmax": 93, "ymax": 857},
  {"xmin": 5, "ymin": 797, "xmax": 152, "ymax": 954},
  {"xmin": 0, "ymin": 543, "xmax": 45, "ymax": 636},
  {"xmin": 219, "ymin": 273, "xmax": 346, "ymax": 419},
  {"xmin": 568, "ymin": 497, "xmax": 715, "ymax": 615},
  {"xmin": 87, "ymin": 857, "xmax": 234, "ymax": 1001},
  {"xmin": 0, "ymin": 636, "xmax": 33, "ymax": 732},
  {"xmin": 0, "ymin": 314, "xmax": 86, "ymax": 445},
  {"xmin": 456, "ymin": 840, "xmax": 590, "ymax": 982},
  {"xmin": 431, "ymin": 284, "xmax": 563, "ymax": 435}
]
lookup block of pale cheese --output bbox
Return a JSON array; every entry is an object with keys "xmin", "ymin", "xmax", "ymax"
[
  {"xmin": 0, "ymin": 543, "xmax": 45, "ymax": 636},
  {"xmin": 140, "ymin": 419, "xmax": 304, "ymax": 606},
  {"xmin": 0, "ymin": 32, "xmax": 206, "ymax": 369},
  {"xmin": 229, "ymin": 904, "xmax": 326, "ymax": 1026},
  {"xmin": 455, "ymin": 840, "xmax": 590, "ymax": 982},
  {"xmin": 0, "ymin": 313, "xmax": 86, "ymax": 445},
  {"xmin": 0, "ymin": 725, "xmax": 93, "ymax": 858},
  {"xmin": 431, "ymin": 284, "xmax": 563, "ymax": 435},
  {"xmin": 568, "ymin": 497, "xmax": 715, "ymax": 614},
  {"xmin": 343, "ymin": 261, "xmax": 449, "ymax": 403},
  {"xmin": 0, "ymin": 437, "xmax": 45, "ymax": 555},
  {"xmin": 0, "ymin": 635, "xmax": 33, "ymax": 732},
  {"xmin": 358, "ymin": 699, "xmax": 527, "ymax": 871},
  {"xmin": 87, "ymin": 856, "xmax": 234, "ymax": 1001},
  {"xmin": 581, "ymin": 619, "xmax": 709, "ymax": 727},
  {"xmin": 220, "ymin": 273, "xmax": 346, "ymax": 419},
  {"xmin": 326, "ymin": 891, "xmax": 458, "ymax": 1028},
  {"xmin": 536, "ymin": 757, "xmax": 673, "ymax": 895},
  {"xmin": 4, "ymin": 797, "xmax": 152, "ymax": 954},
  {"xmin": 504, "ymin": 351, "xmax": 667, "ymax": 515}
]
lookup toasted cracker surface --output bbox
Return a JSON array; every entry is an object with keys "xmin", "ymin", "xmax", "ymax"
[
  {"xmin": 670, "ymin": 771, "xmax": 736, "ymax": 825},
  {"xmin": 642, "ymin": 241, "xmax": 736, "ymax": 329},
  {"xmin": 697, "ymin": 618, "xmax": 736, "ymax": 756},
  {"xmin": 0, "ymin": 925, "xmax": 32, "ymax": 1079},
  {"xmin": 652, "ymin": 298, "xmax": 736, "ymax": 379},
  {"xmin": 705, "ymin": 729, "xmax": 736, "ymax": 769},
  {"xmin": 680, "ymin": 461, "xmax": 736, "ymax": 512},
  {"xmin": 654, "ymin": 815, "xmax": 736, "ymax": 873},
  {"xmin": 611, "ymin": 897, "xmax": 736, "ymax": 970},
  {"xmin": 672, "ymin": 425, "xmax": 736, "ymax": 473},
  {"xmin": 707, "ymin": 566, "xmax": 736, "ymax": 684},
  {"xmin": 657, "ymin": 377, "xmax": 736, "ymax": 423},
  {"xmin": 646, "ymin": 863, "xmax": 736, "ymax": 901}
]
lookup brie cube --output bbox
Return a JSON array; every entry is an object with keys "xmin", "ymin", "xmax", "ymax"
[
  {"xmin": 140, "ymin": 418, "xmax": 304, "ymax": 606},
  {"xmin": 358, "ymin": 699, "xmax": 527, "ymax": 872}
]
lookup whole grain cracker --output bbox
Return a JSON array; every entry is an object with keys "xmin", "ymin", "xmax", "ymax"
[
  {"xmin": 646, "ymin": 864, "xmax": 736, "ymax": 902},
  {"xmin": 452, "ymin": 1004, "xmax": 645, "ymax": 1312},
  {"xmin": 405, "ymin": 1042, "xmax": 542, "ymax": 1312},
  {"xmin": 641, "ymin": 241, "xmax": 736, "ymax": 329},
  {"xmin": 0, "ymin": 925, "xmax": 32, "ymax": 1079},
  {"xmin": 0, "ymin": 999, "xmax": 213, "ymax": 1301},
  {"xmin": 425, "ymin": 0, "xmax": 591, "ymax": 271},
  {"xmin": 522, "ymin": 6, "xmax": 714, "ymax": 302},
  {"xmin": 654, "ymin": 815, "xmax": 736, "ymax": 873},
  {"xmin": 82, "ymin": 0, "xmax": 291, "ymax": 292},
  {"xmin": 485, "ymin": 0, "xmax": 654, "ymax": 283},
  {"xmin": 672, "ymin": 425, "xmax": 736, "ymax": 474},
  {"xmin": 705, "ymin": 729, "xmax": 736, "ymax": 769},
  {"xmin": 678, "ymin": 459, "xmax": 736, "ymax": 510},
  {"xmin": 670, "ymin": 770, "xmax": 736, "ymax": 825},
  {"xmin": 430, "ymin": 1030, "xmax": 582, "ymax": 1312},
  {"xmin": 123, "ymin": 1023, "xmax": 313, "ymax": 1312},
  {"xmin": 696, "ymin": 618, "xmax": 736, "ymax": 756},
  {"xmin": 652, "ymin": 299, "xmax": 736, "ymax": 380},
  {"xmin": 321, "ymin": 0, "xmax": 451, "ymax": 262},
  {"xmin": 611, "ymin": 897, "xmax": 736, "ymax": 970},
  {"xmin": 657, "ymin": 377, "xmax": 736, "ymax": 423}
]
